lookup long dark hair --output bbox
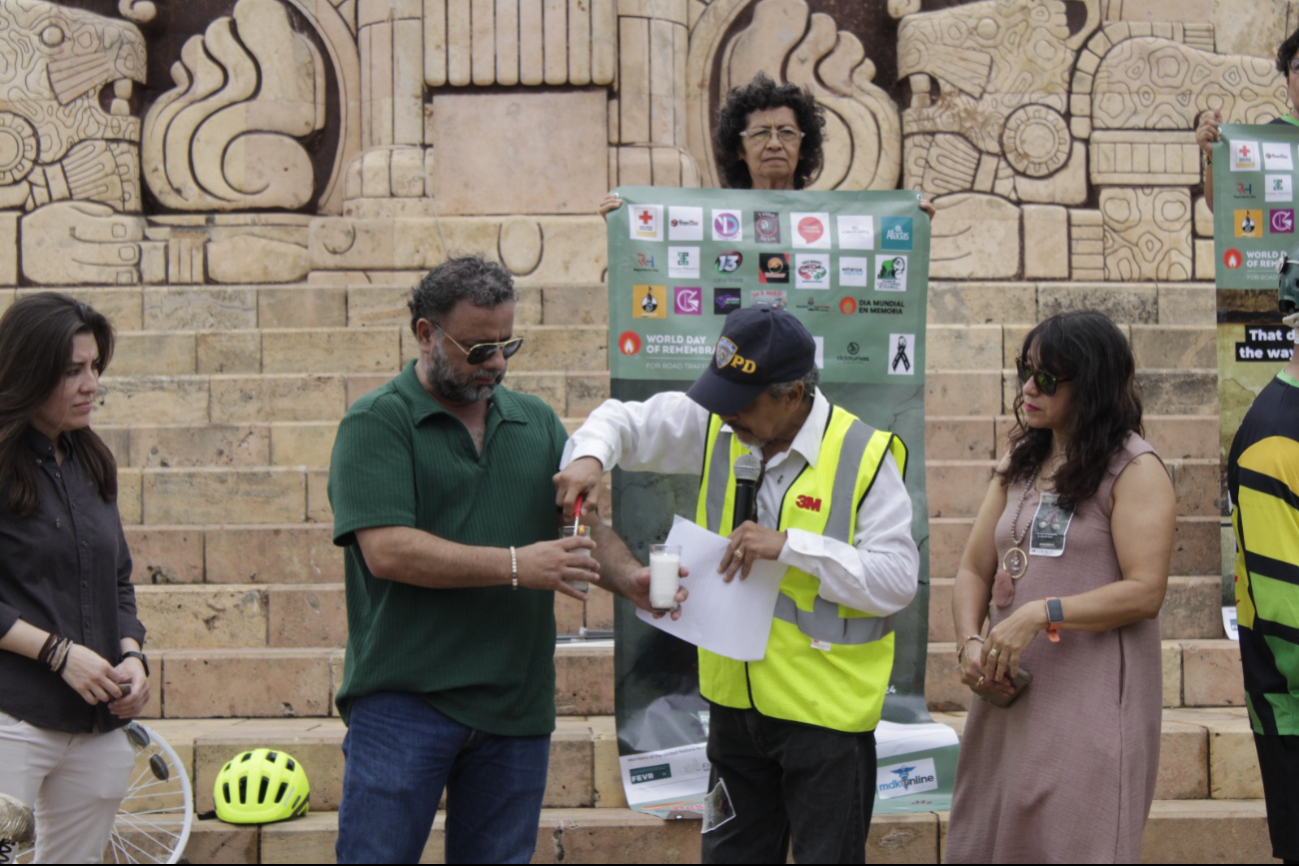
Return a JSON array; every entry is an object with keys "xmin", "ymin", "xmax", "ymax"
[
  {"xmin": 1000, "ymin": 310, "xmax": 1143, "ymax": 511},
  {"xmin": 0, "ymin": 293, "xmax": 117, "ymax": 516},
  {"xmin": 712, "ymin": 73, "xmax": 826, "ymax": 190}
]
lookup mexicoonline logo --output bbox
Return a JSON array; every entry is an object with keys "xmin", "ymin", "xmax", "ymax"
[
  {"xmin": 1224, "ymin": 248, "xmax": 1243, "ymax": 269},
  {"xmin": 877, "ymin": 758, "xmax": 939, "ymax": 800},
  {"xmin": 617, "ymin": 331, "xmax": 642, "ymax": 355}
]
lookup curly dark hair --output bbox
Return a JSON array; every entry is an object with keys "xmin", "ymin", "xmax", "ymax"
[
  {"xmin": 712, "ymin": 73, "xmax": 826, "ymax": 190},
  {"xmin": 1278, "ymin": 26, "xmax": 1299, "ymax": 75},
  {"xmin": 408, "ymin": 255, "xmax": 516, "ymax": 334},
  {"xmin": 999, "ymin": 310, "xmax": 1144, "ymax": 511}
]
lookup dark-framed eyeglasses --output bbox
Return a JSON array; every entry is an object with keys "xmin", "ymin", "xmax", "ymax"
[
  {"xmin": 434, "ymin": 324, "xmax": 523, "ymax": 365},
  {"xmin": 739, "ymin": 126, "xmax": 804, "ymax": 145},
  {"xmin": 1016, "ymin": 358, "xmax": 1071, "ymax": 396}
]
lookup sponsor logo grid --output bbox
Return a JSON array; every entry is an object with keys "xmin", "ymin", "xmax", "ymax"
[{"xmin": 613, "ymin": 196, "xmax": 925, "ymax": 378}]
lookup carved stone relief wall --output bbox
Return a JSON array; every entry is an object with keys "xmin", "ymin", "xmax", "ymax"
[{"xmin": 0, "ymin": 0, "xmax": 1292, "ymax": 287}]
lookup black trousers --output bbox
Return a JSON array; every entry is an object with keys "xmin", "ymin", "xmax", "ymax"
[
  {"xmin": 700, "ymin": 703, "xmax": 876, "ymax": 864},
  {"xmin": 1255, "ymin": 733, "xmax": 1299, "ymax": 863}
]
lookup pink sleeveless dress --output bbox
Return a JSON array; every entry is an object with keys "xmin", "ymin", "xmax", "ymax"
[{"xmin": 945, "ymin": 434, "xmax": 1164, "ymax": 864}]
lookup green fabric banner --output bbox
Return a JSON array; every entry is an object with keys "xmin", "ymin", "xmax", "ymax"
[
  {"xmin": 1212, "ymin": 125, "xmax": 1299, "ymax": 606},
  {"xmin": 603, "ymin": 186, "xmax": 955, "ymax": 819}
]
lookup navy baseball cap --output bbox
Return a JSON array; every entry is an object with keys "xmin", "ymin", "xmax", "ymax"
[{"xmin": 686, "ymin": 306, "xmax": 817, "ymax": 415}]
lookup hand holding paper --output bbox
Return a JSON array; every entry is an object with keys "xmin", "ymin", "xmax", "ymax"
[{"xmin": 635, "ymin": 515, "xmax": 786, "ymax": 661}]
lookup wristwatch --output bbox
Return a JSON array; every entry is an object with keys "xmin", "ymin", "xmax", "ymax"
[
  {"xmin": 1045, "ymin": 597, "xmax": 1064, "ymax": 643},
  {"xmin": 121, "ymin": 650, "xmax": 150, "ymax": 677}
]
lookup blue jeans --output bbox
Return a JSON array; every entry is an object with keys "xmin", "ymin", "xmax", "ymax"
[
  {"xmin": 700, "ymin": 703, "xmax": 877, "ymax": 864},
  {"xmin": 335, "ymin": 692, "xmax": 550, "ymax": 864}
]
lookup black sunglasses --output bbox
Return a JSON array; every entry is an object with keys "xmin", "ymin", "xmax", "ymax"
[
  {"xmin": 1016, "ymin": 358, "xmax": 1071, "ymax": 396},
  {"xmin": 435, "ymin": 324, "xmax": 524, "ymax": 365}
]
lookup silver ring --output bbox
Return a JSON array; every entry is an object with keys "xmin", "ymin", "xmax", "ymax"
[
  {"xmin": 735, "ymin": 548, "xmax": 745, "ymax": 560},
  {"xmin": 987, "ymin": 649, "xmax": 999, "ymax": 657},
  {"xmin": 976, "ymin": 676, "xmax": 986, "ymax": 688}
]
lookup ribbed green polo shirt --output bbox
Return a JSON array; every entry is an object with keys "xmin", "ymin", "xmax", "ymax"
[{"xmin": 329, "ymin": 361, "xmax": 569, "ymax": 735}]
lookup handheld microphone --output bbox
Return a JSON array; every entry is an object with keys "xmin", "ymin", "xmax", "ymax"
[{"xmin": 731, "ymin": 453, "xmax": 762, "ymax": 534}]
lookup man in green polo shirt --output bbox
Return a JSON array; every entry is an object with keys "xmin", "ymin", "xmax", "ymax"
[{"xmin": 328, "ymin": 256, "xmax": 679, "ymax": 864}]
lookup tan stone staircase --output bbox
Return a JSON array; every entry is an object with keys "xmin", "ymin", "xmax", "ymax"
[{"xmin": 8, "ymin": 275, "xmax": 1273, "ymax": 863}]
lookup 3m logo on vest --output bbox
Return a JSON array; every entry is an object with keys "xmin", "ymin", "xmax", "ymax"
[
  {"xmin": 795, "ymin": 495, "xmax": 822, "ymax": 512},
  {"xmin": 876, "ymin": 758, "xmax": 938, "ymax": 800}
]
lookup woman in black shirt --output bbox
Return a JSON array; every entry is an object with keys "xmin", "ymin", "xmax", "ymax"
[{"xmin": 0, "ymin": 293, "xmax": 149, "ymax": 863}]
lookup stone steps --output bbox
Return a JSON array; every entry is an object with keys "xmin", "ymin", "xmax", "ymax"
[
  {"xmin": 926, "ymin": 457, "xmax": 1219, "ymax": 518},
  {"xmin": 104, "ymin": 320, "xmax": 1216, "ymax": 379},
  {"xmin": 91, "ymin": 368, "xmax": 1215, "ymax": 428},
  {"xmin": 111, "ymin": 461, "xmax": 1220, "ymax": 528},
  {"xmin": 120, "ymin": 512, "xmax": 1223, "ymax": 590},
  {"xmin": 134, "ymin": 583, "xmax": 613, "ymax": 650},
  {"xmin": 143, "ymin": 705, "xmax": 1258, "ymax": 824},
  {"xmin": 0, "ymin": 281, "xmax": 1212, "ymax": 334},
  {"xmin": 100, "ymin": 413, "xmax": 1220, "ymax": 470},
  {"xmin": 126, "ymin": 640, "xmax": 1243, "ymax": 721},
  {"xmin": 175, "ymin": 800, "xmax": 1274, "ymax": 864},
  {"xmin": 132, "ymin": 574, "xmax": 1220, "ymax": 652},
  {"xmin": 930, "ymin": 514, "xmax": 1223, "ymax": 576}
]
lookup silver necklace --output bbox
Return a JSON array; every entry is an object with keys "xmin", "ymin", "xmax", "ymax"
[{"xmin": 1001, "ymin": 468, "xmax": 1038, "ymax": 580}]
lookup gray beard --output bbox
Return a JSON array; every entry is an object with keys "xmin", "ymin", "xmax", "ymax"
[{"xmin": 427, "ymin": 341, "xmax": 504, "ymax": 403}]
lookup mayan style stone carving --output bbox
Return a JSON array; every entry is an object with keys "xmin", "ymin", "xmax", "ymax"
[
  {"xmin": 0, "ymin": 0, "xmax": 146, "ymax": 213},
  {"xmin": 1080, "ymin": 26, "xmax": 1287, "ymax": 136},
  {"xmin": 1098, "ymin": 186, "xmax": 1191, "ymax": 281},
  {"xmin": 143, "ymin": 0, "xmax": 326, "ymax": 212},
  {"xmin": 692, "ymin": 0, "xmax": 899, "ymax": 191},
  {"xmin": 424, "ymin": 0, "xmax": 616, "ymax": 88},
  {"xmin": 897, "ymin": 0, "xmax": 1099, "ymax": 205}
]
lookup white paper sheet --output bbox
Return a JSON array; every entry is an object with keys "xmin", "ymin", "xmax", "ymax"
[{"xmin": 635, "ymin": 514, "xmax": 786, "ymax": 661}]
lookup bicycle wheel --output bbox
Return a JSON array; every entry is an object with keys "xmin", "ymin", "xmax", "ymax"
[{"xmin": 11, "ymin": 722, "xmax": 193, "ymax": 865}]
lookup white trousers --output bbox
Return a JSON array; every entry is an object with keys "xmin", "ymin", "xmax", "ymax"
[{"xmin": 0, "ymin": 711, "xmax": 133, "ymax": 864}]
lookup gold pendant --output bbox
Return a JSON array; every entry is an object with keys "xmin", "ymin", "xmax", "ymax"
[{"xmin": 1002, "ymin": 546, "xmax": 1028, "ymax": 579}]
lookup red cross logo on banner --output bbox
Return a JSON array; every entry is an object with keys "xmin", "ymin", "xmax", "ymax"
[{"xmin": 638, "ymin": 210, "xmax": 654, "ymax": 226}]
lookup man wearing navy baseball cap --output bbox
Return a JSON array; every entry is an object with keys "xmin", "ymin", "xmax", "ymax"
[{"xmin": 556, "ymin": 305, "xmax": 919, "ymax": 864}]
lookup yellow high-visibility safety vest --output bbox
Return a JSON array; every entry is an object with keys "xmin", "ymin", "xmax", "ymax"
[{"xmin": 695, "ymin": 406, "xmax": 909, "ymax": 732}]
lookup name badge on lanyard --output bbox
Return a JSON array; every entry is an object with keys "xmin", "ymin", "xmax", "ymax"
[{"xmin": 1029, "ymin": 492, "xmax": 1075, "ymax": 557}]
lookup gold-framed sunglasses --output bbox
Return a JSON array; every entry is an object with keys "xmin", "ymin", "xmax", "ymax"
[
  {"xmin": 739, "ymin": 126, "xmax": 804, "ymax": 145},
  {"xmin": 434, "ymin": 324, "xmax": 523, "ymax": 365},
  {"xmin": 1016, "ymin": 358, "xmax": 1071, "ymax": 396}
]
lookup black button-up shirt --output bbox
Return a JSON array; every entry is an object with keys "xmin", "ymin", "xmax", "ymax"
[{"xmin": 0, "ymin": 427, "xmax": 146, "ymax": 733}]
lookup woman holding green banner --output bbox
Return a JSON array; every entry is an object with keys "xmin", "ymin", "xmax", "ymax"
[
  {"xmin": 1198, "ymin": 25, "xmax": 1299, "ymax": 210},
  {"xmin": 945, "ymin": 311, "xmax": 1175, "ymax": 863},
  {"xmin": 598, "ymin": 73, "xmax": 935, "ymax": 216}
]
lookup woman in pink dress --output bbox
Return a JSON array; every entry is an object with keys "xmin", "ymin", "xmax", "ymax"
[{"xmin": 945, "ymin": 310, "xmax": 1177, "ymax": 863}]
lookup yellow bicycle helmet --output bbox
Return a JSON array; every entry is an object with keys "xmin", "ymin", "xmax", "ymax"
[{"xmin": 213, "ymin": 749, "xmax": 310, "ymax": 824}]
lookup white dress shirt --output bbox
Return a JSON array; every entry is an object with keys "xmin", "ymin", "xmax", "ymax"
[{"xmin": 562, "ymin": 389, "xmax": 919, "ymax": 617}]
